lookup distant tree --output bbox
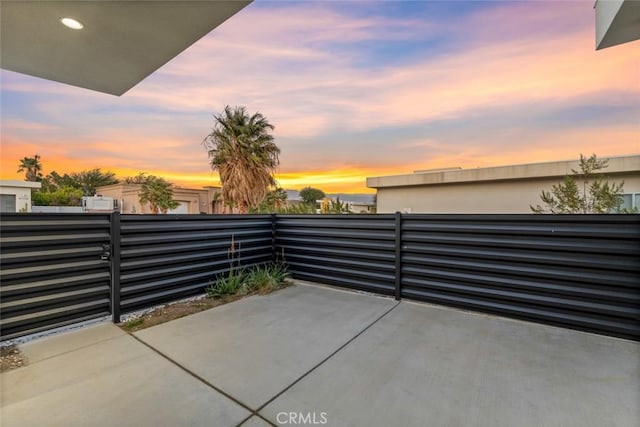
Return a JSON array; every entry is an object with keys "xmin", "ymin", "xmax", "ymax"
[
  {"xmin": 17, "ymin": 154, "xmax": 43, "ymax": 182},
  {"xmin": 531, "ymin": 154, "xmax": 628, "ymax": 214},
  {"xmin": 203, "ymin": 106, "xmax": 280, "ymax": 214},
  {"xmin": 321, "ymin": 197, "xmax": 350, "ymax": 214},
  {"xmin": 281, "ymin": 203, "xmax": 316, "ymax": 214},
  {"xmin": 266, "ymin": 188, "xmax": 288, "ymax": 210},
  {"xmin": 137, "ymin": 174, "xmax": 179, "ymax": 214},
  {"xmin": 299, "ymin": 187, "xmax": 325, "ymax": 205},
  {"xmin": 37, "ymin": 168, "xmax": 119, "ymax": 197},
  {"xmin": 32, "ymin": 186, "xmax": 83, "ymax": 206},
  {"xmin": 123, "ymin": 174, "xmax": 149, "ymax": 184},
  {"xmin": 69, "ymin": 168, "xmax": 119, "ymax": 196},
  {"xmin": 34, "ymin": 168, "xmax": 75, "ymax": 205},
  {"xmin": 251, "ymin": 188, "xmax": 289, "ymax": 213},
  {"xmin": 31, "ymin": 189, "xmax": 48, "ymax": 206},
  {"xmin": 40, "ymin": 171, "xmax": 74, "ymax": 192}
]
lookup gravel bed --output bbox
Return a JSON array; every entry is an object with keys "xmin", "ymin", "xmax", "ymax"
[{"xmin": 119, "ymin": 294, "xmax": 209, "ymax": 323}]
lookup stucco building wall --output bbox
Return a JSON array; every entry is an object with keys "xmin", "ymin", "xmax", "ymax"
[
  {"xmin": 369, "ymin": 155, "xmax": 640, "ymax": 214},
  {"xmin": 96, "ymin": 184, "xmax": 221, "ymax": 214},
  {"xmin": 0, "ymin": 180, "xmax": 41, "ymax": 212},
  {"xmin": 376, "ymin": 176, "xmax": 640, "ymax": 214}
]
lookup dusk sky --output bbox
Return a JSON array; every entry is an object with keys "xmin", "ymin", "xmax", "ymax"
[{"xmin": 1, "ymin": 0, "xmax": 638, "ymax": 193}]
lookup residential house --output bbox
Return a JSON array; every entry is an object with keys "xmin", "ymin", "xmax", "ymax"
[
  {"xmin": 96, "ymin": 184, "xmax": 222, "ymax": 214},
  {"xmin": 0, "ymin": 180, "xmax": 41, "ymax": 212},
  {"xmin": 367, "ymin": 155, "xmax": 640, "ymax": 214}
]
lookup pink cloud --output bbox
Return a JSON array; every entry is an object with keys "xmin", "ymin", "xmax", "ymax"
[
  {"xmin": 117, "ymin": 1, "xmax": 638, "ymax": 140},
  {"xmin": 1, "ymin": 1, "xmax": 638, "ymax": 191}
]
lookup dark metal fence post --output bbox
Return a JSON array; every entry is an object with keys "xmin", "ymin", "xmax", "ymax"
[
  {"xmin": 111, "ymin": 212, "xmax": 121, "ymax": 323},
  {"xmin": 271, "ymin": 213, "xmax": 277, "ymax": 263},
  {"xmin": 394, "ymin": 211, "xmax": 402, "ymax": 301}
]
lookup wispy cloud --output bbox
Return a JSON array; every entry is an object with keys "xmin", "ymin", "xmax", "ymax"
[{"xmin": 1, "ymin": 1, "xmax": 638, "ymax": 192}]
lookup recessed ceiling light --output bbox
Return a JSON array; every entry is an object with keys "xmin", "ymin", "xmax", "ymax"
[{"xmin": 60, "ymin": 17, "xmax": 84, "ymax": 30}]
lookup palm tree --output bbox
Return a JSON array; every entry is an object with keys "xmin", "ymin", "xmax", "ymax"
[
  {"xmin": 17, "ymin": 154, "xmax": 43, "ymax": 182},
  {"xmin": 203, "ymin": 106, "xmax": 280, "ymax": 214},
  {"xmin": 138, "ymin": 174, "xmax": 179, "ymax": 214},
  {"xmin": 70, "ymin": 168, "xmax": 119, "ymax": 196}
]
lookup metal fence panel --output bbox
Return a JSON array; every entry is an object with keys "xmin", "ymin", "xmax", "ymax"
[
  {"xmin": 400, "ymin": 215, "xmax": 640, "ymax": 340},
  {"xmin": 0, "ymin": 214, "xmax": 112, "ymax": 340},
  {"xmin": 118, "ymin": 215, "xmax": 273, "ymax": 314},
  {"xmin": 2, "ymin": 213, "xmax": 638, "ymax": 341},
  {"xmin": 275, "ymin": 215, "xmax": 397, "ymax": 295}
]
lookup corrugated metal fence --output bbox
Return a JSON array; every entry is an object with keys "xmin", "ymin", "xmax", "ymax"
[
  {"xmin": 400, "ymin": 215, "xmax": 640, "ymax": 340},
  {"xmin": 0, "ymin": 214, "xmax": 112, "ymax": 341},
  {"xmin": 1, "ymin": 213, "xmax": 639, "ymax": 341},
  {"xmin": 116, "ymin": 215, "xmax": 273, "ymax": 317},
  {"xmin": 275, "ymin": 215, "xmax": 397, "ymax": 296},
  {"xmin": 278, "ymin": 214, "xmax": 640, "ymax": 339}
]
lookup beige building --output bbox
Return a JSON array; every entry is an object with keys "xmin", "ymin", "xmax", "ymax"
[
  {"xmin": 96, "ymin": 183, "xmax": 221, "ymax": 215},
  {"xmin": 0, "ymin": 180, "xmax": 42, "ymax": 212},
  {"xmin": 367, "ymin": 155, "xmax": 640, "ymax": 214}
]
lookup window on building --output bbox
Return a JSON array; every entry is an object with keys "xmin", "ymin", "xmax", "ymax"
[
  {"xmin": 1, "ymin": 194, "xmax": 16, "ymax": 212},
  {"xmin": 616, "ymin": 193, "xmax": 640, "ymax": 212}
]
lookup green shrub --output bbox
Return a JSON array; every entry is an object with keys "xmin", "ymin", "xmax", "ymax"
[
  {"xmin": 246, "ymin": 263, "xmax": 290, "ymax": 292},
  {"xmin": 266, "ymin": 262, "xmax": 290, "ymax": 286},
  {"xmin": 206, "ymin": 267, "xmax": 246, "ymax": 298},
  {"xmin": 245, "ymin": 265, "xmax": 272, "ymax": 290},
  {"xmin": 205, "ymin": 262, "xmax": 290, "ymax": 298}
]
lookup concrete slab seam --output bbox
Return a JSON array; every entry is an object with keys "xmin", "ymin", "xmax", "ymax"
[
  {"xmin": 126, "ymin": 332, "xmax": 262, "ymax": 418},
  {"xmin": 236, "ymin": 413, "xmax": 277, "ymax": 427},
  {"xmin": 18, "ymin": 334, "xmax": 125, "ymax": 367},
  {"xmin": 256, "ymin": 300, "xmax": 401, "ymax": 413}
]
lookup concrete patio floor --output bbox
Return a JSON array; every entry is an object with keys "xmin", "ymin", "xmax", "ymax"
[{"xmin": 2, "ymin": 283, "xmax": 638, "ymax": 426}]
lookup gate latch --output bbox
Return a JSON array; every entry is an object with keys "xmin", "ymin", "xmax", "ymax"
[{"xmin": 101, "ymin": 244, "xmax": 111, "ymax": 261}]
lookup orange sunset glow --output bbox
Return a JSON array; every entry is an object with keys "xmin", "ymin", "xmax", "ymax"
[{"xmin": 1, "ymin": 1, "xmax": 638, "ymax": 194}]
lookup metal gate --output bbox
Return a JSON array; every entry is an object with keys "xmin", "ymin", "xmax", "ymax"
[{"xmin": 0, "ymin": 213, "xmax": 112, "ymax": 341}]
